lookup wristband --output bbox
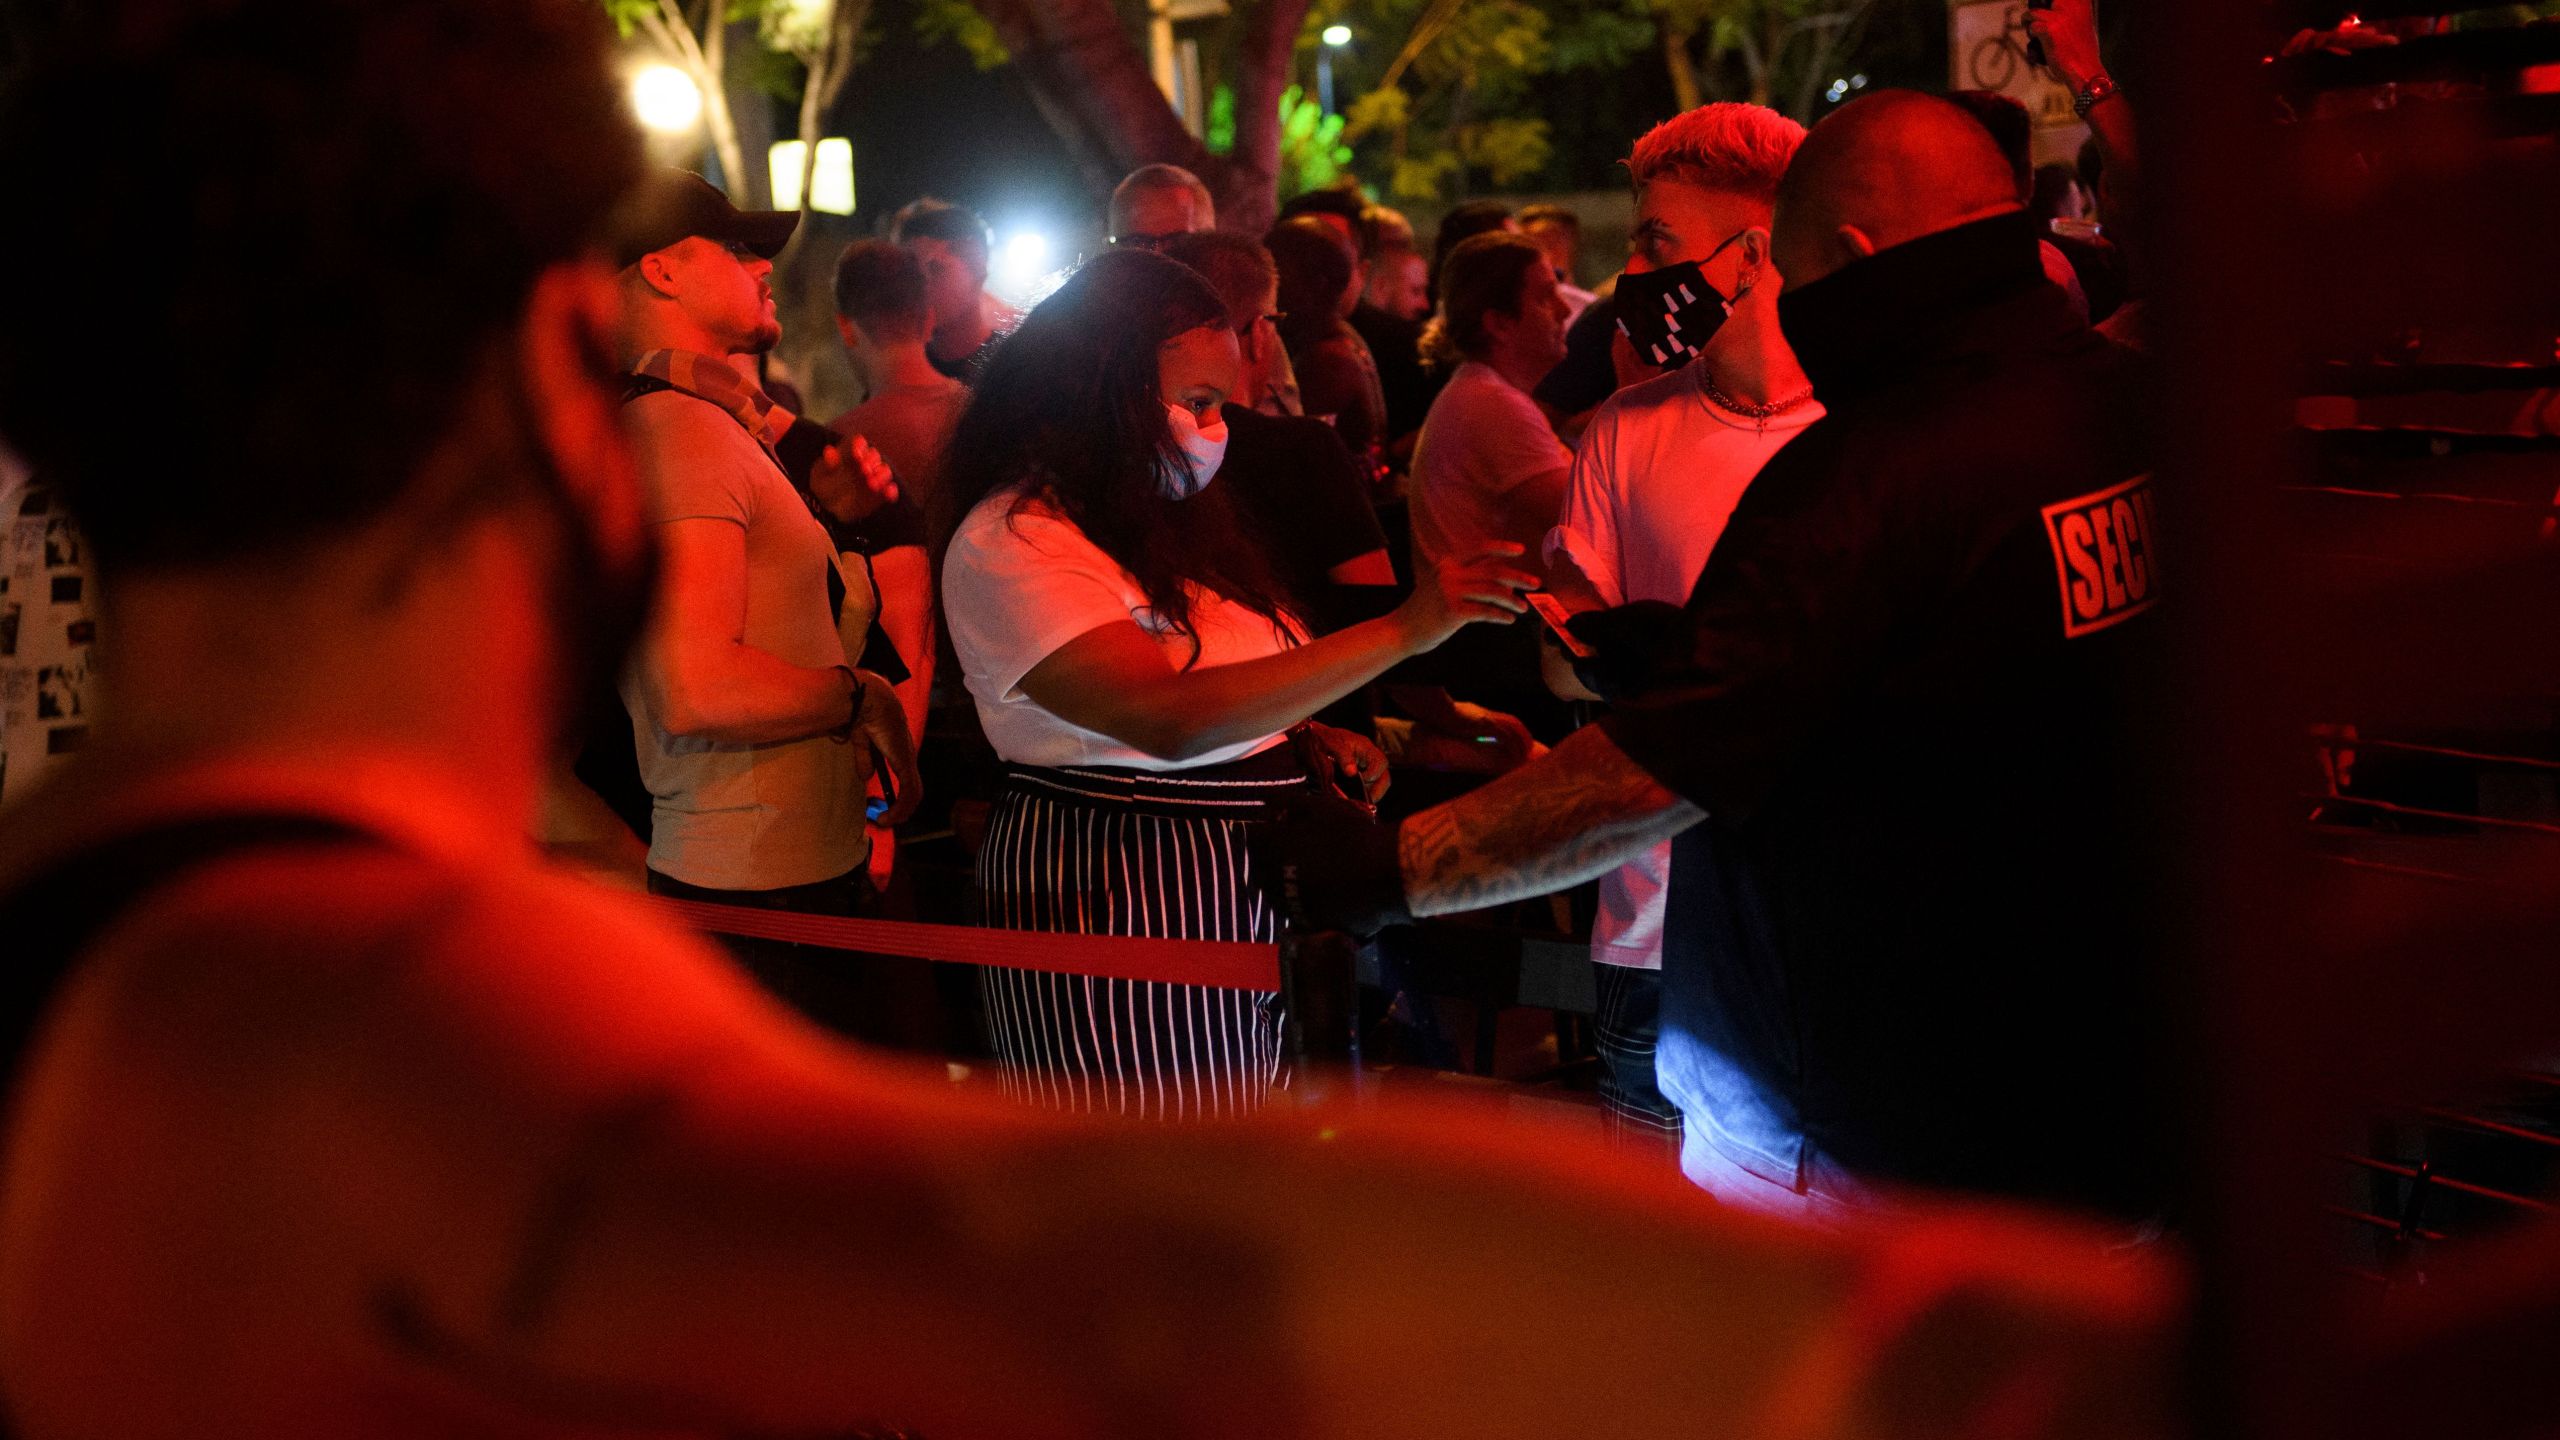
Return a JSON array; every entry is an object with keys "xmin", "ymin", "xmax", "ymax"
[
  {"xmin": 834, "ymin": 664, "xmax": 865, "ymax": 741},
  {"xmin": 2073, "ymin": 72, "xmax": 2120, "ymax": 118}
]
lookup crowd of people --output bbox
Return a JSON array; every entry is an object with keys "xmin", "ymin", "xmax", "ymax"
[
  {"xmin": 548, "ymin": 44, "xmax": 2155, "ymax": 1181},
  {"xmin": 0, "ymin": 0, "xmax": 2196, "ymax": 1430}
]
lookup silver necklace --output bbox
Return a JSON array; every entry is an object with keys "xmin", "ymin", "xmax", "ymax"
[{"xmin": 1701, "ymin": 369, "xmax": 1816, "ymax": 435}]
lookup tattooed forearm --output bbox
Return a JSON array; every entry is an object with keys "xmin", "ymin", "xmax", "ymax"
[{"xmin": 1398, "ymin": 727, "xmax": 1704, "ymax": 917}]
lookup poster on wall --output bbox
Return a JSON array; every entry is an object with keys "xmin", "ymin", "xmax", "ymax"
[
  {"xmin": 0, "ymin": 470, "xmax": 96, "ymax": 809},
  {"xmin": 1947, "ymin": 0, "xmax": 2090, "ymax": 167}
]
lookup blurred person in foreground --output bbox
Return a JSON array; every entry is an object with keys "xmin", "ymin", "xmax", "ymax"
[
  {"xmin": 936, "ymin": 249, "xmax": 1530, "ymax": 1117},
  {"xmin": 893, "ymin": 197, "xmax": 1015, "ymax": 383},
  {"xmin": 830, "ymin": 238, "xmax": 958, "ymax": 797},
  {"xmin": 1277, "ymin": 91, "xmax": 2170, "ymax": 1227},
  {"xmin": 0, "ymin": 7, "xmax": 2179, "ymax": 1434},
  {"xmin": 1537, "ymin": 101, "xmax": 1816, "ymax": 1158}
]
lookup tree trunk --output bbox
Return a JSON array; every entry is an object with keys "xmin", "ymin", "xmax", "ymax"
[
  {"xmin": 637, "ymin": 1, "xmax": 750, "ymax": 201},
  {"xmin": 966, "ymin": 0, "xmax": 1305, "ymax": 234},
  {"xmin": 775, "ymin": 0, "xmax": 872, "ymax": 272},
  {"xmin": 1752, "ymin": 13, "xmax": 1780, "ymax": 108},
  {"xmin": 969, "ymin": 0, "xmax": 1207, "ymax": 195},
  {"xmin": 702, "ymin": 7, "xmax": 757, "ymax": 204},
  {"xmin": 1221, "ymin": 0, "xmax": 1314, "ymax": 233},
  {"xmin": 1660, "ymin": 20, "xmax": 1702, "ymax": 116}
]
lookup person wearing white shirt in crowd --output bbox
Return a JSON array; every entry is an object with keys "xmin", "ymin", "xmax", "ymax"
[
  {"xmin": 1541, "ymin": 101, "xmax": 1817, "ymax": 1153},
  {"xmin": 1407, "ymin": 233, "xmax": 1575, "ymax": 570},
  {"xmin": 937, "ymin": 248, "xmax": 1534, "ymax": 1118}
]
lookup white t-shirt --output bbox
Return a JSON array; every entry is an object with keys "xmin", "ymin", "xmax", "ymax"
[
  {"xmin": 1407, "ymin": 360, "xmax": 1572, "ymax": 567},
  {"xmin": 1544, "ymin": 363, "xmax": 1823, "ymax": 969},
  {"xmin": 943, "ymin": 489, "xmax": 1305, "ymax": 771}
]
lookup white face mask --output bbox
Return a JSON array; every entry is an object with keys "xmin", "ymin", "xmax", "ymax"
[{"xmin": 1158, "ymin": 401, "xmax": 1229, "ymax": 499}]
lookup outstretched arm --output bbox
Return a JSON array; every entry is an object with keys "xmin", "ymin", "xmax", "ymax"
[{"xmin": 1398, "ymin": 724, "xmax": 1702, "ymax": 916}]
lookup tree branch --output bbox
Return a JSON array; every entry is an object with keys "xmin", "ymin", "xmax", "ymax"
[
  {"xmin": 1660, "ymin": 18, "xmax": 1702, "ymax": 115},
  {"xmin": 966, "ymin": 0, "xmax": 1214, "ymax": 202}
]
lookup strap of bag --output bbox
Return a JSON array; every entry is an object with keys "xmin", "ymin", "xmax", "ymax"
[{"xmin": 0, "ymin": 813, "xmax": 376, "ymax": 1089}]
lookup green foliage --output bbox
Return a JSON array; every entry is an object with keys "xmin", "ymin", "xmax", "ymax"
[
  {"xmin": 1455, "ymin": 114, "xmax": 1549, "ymax": 188},
  {"xmin": 1543, "ymin": 3, "xmax": 1654, "ymax": 71},
  {"xmin": 1276, "ymin": 83, "xmax": 1357, "ymax": 195},
  {"xmin": 1322, "ymin": 0, "xmax": 1634, "ymax": 200},
  {"xmin": 758, "ymin": 0, "xmax": 835, "ymax": 54},
  {"xmin": 1341, "ymin": 84, "xmax": 1408, "ymax": 143},
  {"xmin": 1647, "ymin": 0, "xmax": 1883, "ymax": 119},
  {"xmin": 1207, "ymin": 83, "xmax": 1238, "ymax": 155},
  {"xmin": 1210, "ymin": 85, "xmax": 1356, "ymax": 201},
  {"xmin": 599, "ymin": 0, "xmax": 660, "ymax": 38},
  {"xmin": 913, "ymin": 0, "xmax": 1009, "ymax": 69}
]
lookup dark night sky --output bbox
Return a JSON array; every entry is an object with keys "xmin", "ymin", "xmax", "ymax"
[{"xmin": 819, "ymin": 3, "xmax": 1097, "ymax": 256}]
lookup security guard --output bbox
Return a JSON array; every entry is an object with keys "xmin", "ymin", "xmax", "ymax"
[{"xmin": 1283, "ymin": 90, "xmax": 2168, "ymax": 1224}]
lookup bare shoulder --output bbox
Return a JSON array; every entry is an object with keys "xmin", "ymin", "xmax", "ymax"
[{"xmin": 37, "ymin": 846, "xmax": 784, "ymax": 1101}]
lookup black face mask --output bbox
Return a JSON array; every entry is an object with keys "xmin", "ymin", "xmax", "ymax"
[{"xmin": 1612, "ymin": 230, "xmax": 1748, "ymax": 370}]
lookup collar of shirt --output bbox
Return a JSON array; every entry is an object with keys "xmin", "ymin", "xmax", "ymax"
[
  {"xmin": 1775, "ymin": 211, "xmax": 2060, "ymax": 406},
  {"xmin": 630, "ymin": 348, "xmax": 800, "ymax": 453}
]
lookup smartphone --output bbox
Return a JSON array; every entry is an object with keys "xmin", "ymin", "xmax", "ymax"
[{"xmin": 1525, "ymin": 591, "xmax": 1593, "ymax": 659}]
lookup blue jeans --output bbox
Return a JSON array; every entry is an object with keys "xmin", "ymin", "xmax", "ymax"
[{"xmin": 1679, "ymin": 1127, "xmax": 1889, "ymax": 1227}]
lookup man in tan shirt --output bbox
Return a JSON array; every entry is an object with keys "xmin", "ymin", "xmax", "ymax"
[{"xmin": 614, "ymin": 172, "xmax": 919, "ymax": 913}]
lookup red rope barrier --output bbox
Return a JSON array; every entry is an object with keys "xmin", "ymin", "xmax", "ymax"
[{"xmin": 654, "ymin": 898, "xmax": 1285, "ymax": 993}]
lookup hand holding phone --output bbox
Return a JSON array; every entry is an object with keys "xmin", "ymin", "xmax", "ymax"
[{"xmin": 1526, "ymin": 591, "xmax": 1594, "ymax": 658}]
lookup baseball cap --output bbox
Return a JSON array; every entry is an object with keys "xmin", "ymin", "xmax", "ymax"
[{"xmin": 612, "ymin": 168, "xmax": 799, "ymax": 267}]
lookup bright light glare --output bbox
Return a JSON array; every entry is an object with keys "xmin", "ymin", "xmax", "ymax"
[
  {"xmin": 769, "ymin": 138, "xmax": 856, "ymax": 215},
  {"xmin": 988, "ymin": 230, "xmax": 1065, "ymax": 307},
  {"xmin": 1321, "ymin": 23, "xmax": 1353, "ymax": 46},
  {"xmin": 995, "ymin": 231, "xmax": 1050, "ymax": 285},
  {"xmin": 631, "ymin": 65, "xmax": 703, "ymax": 134}
]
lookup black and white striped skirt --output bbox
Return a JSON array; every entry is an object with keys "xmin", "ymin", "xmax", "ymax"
[{"xmin": 974, "ymin": 746, "xmax": 1305, "ymax": 1121}]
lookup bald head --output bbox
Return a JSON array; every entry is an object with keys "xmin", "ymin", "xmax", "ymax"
[{"xmin": 1772, "ymin": 91, "xmax": 2023, "ymax": 289}]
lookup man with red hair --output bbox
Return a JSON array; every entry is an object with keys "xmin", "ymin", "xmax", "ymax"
[{"xmin": 1539, "ymin": 101, "xmax": 1816, "ymax": 1159}]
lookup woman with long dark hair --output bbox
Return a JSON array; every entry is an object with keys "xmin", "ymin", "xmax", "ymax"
[{"xmin": 938, "ymin": 248, "xmax": 1530, "ymax": 1118}]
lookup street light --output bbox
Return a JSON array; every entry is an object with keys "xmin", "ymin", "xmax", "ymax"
[
  {"xmin": 1317, "ymin": 24, "xmax": 1351, "ymax": 115},
  {"xmin": 630, "ymin": 64, "xmax": 703, "ymax": 134}
]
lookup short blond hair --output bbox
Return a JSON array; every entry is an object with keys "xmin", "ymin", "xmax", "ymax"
[{"xmin": 1626, "ymin": 102, "xmax": 1806, "ymax": 206}]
